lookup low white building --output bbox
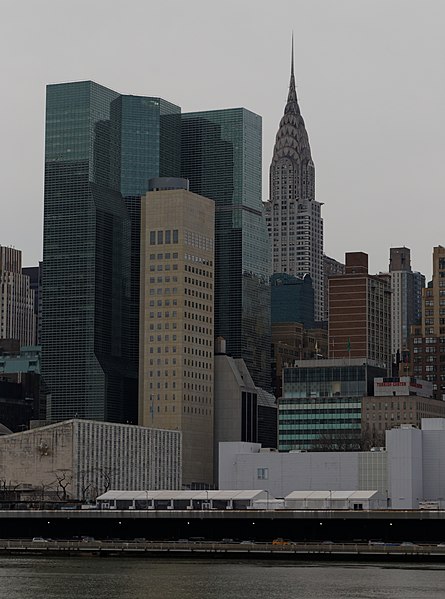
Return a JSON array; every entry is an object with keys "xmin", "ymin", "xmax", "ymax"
[
  {"xmin": 220, "ymin": 419, "xmax": 445, "ymax": 510},
  {"xmin": 219, "ymin": 442, "xmax": 387, "ymax": 499},
  {"xmin": 0, "ymin": 419, "xmax": 181, "ymax": 500}
]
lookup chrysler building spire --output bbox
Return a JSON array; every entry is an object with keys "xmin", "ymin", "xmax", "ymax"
[
  {"xmin": 288, "ymin": 32, "xmax": 297, "ymax": 105},
  {"xmin": 265, "ymin": 40, "xmax": 324, "ymax": 321}
]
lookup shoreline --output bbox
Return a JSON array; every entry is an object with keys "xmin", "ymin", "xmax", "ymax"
[{"xmin": 2, "ymin": 540, "xmax": 445, "ymax": 562}]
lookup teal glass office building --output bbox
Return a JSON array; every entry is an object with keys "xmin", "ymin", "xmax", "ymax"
[
  {"xmin": 271, "ymin": 272, "xmax": 314, "ymax": 328},
  {"xmin": 279, "ymin": 362, "xmax": 386, "ymax": 450},
  {"xmin": 43, "ymin": 81, "xmax": 180, "ymax": 423},
  {"xmin": 181, "ymin": 109, "xmax": 271, "ymax": 390}
]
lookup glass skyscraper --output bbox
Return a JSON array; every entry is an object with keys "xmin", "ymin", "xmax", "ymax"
[
  {"xmin": 181, "ymin": 109, "xmax": 271, "ymax": 390},
  {"xmin": 42, "ymin": 81, "xmax": 180, "ymax": 423}
]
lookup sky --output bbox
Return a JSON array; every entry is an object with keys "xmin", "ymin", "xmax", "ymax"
[{"xmin": 1, "ymin": 0, "xmax": 444, "ymax": 279}]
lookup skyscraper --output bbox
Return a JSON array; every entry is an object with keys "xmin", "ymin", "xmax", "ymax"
[
  {"xmin": 0, "ymin": 246, "xmax": 35, "ymax": 346},
  {"xmin": 265, "ymin": 44, "xmax": 324, "ymax": 321},
  {"xmin": 139, "ymin": 179, "xmax": 215, "ymax": 486},
  {"xmin": 388, "ymin": 247, "xmax": 425, "ymax": 362},
  {"xmin": 42, "ymin": 81, "xmax": 180, "ymax": 423},
  {"xmin": 181, "ymin": 109, "xmax": 271, "ymax": 390}
]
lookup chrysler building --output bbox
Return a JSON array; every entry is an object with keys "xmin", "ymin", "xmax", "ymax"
[{"xmin": 265, "ymin": 44, "xmax": 324, "ymax": 321}]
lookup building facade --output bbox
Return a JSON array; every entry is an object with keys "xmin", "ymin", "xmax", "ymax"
[
  {"xmin": 0, "ymin": 419, "xmax": 181, "ymax": 500},
  {"xmin": 387, "ymin": 247, "xmax": 424, "ymax": 364},
  {"xmin": 220, "ymin": 418, "xmax": 445, "ymax": 510},
  {"xmin": 219, "ymin": 441, "xmax": 388, "ymax": 500},
  {"xmin": 328, "ymin": 252, "xmax": 391, "ymax": 370},
  {"xmin": 323, "ymin": 254, "xmax": 345, "ymax": 321},
  {"xmin": 409, "ymin": 247, "xmax": 445, "ymax": 400},
  {"xmin": 0, "ymin": 246, "xmax": 35, "ymax": 346},
  {"xmin": 42, "ymin": 81, "xmax": 180, "ymax": 424},
  {"xmin": 362, "ymin": 394, "xmax": 445, "ymax": 448},
  {"xmin": 271, "ymin": 272, "xmax": 314, "ymax": 329},
  {"xmin": 181, "ymin": 108, "xmax": 271, "ymax": 391},
  {"xmin": 22, "ymin": 263, "xmax": 42, "ymax": 345},
  {"xmin": 265, "ymin": 50, "xmax": 323, "ymax": 322},
  {"xmin": 139, "ymin": 181, "xmax": 215, "ymax": 487},
  {"xmin": 214, "ymin": 337, "xmax": 277, "ymax": 482},
  {"xmin": 280, "ymin": 359, "xmax": 386, "ymax": 451},
  {"xmin": 0, "ymin": 345, "xmax": 43, "ymax": 429}
]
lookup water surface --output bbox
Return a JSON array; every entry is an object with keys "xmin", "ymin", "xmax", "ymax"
[{"xmin": 1, "ymin": 557, "xmax": 444, "ymax": 598}]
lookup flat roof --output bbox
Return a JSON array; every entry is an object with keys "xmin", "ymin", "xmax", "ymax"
[{"xmin": 97, "ymin": 490, "xmax": 267, "ymax": 501}]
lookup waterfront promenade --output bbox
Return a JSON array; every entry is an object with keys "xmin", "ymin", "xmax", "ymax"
[{"xmin": 2, "ymin": 539, "xmax": 445, "ymax": 561}]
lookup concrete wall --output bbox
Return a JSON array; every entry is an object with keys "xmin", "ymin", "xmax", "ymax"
[
  {"xmin": 0, "ymin": 421, "xmax": 74, "ymax": 496},
  {"xmin": 219, "ymin": 442, "xmax": 387, "ymax": 498},
  {"xmin": 386, "ymin": 427, "xmax": 423, "ymax": 509},
  {"xmin": 0, "ymin": 419, "xmax": 182, "ymax": 500}
]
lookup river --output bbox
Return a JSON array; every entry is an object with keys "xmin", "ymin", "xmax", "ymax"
[{"xmin": 1, "ymin": 557, "xmax": 445, "ymax": 598}]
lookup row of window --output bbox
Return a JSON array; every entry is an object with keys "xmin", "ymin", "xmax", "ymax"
[{"xmin": 149, "ymin": 230, "xmax": 179, "ymax": 245}]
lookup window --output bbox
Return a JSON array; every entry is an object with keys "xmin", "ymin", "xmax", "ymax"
[{"xmin": 257, "ymin": 468, "xmax": 269, "ymax": 480}]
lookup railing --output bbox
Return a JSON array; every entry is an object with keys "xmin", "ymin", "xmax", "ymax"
[{"xmin": 1, "ymin": 540, "xmax": 445, "ymax": 557}]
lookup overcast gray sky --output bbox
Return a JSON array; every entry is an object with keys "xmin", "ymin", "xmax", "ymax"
[{"xmin": 1, "ymin": 0, "xmax": 444, "ymax": 279}]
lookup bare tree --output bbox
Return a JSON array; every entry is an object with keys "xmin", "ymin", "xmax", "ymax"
[
  {"xmin": 97, "ymin": 467, "xmax": 115, "ymax": 495},
  {"xmin": 310, "ymin": 431, "xmax": 362, "ymax": 452},
  {"xmin": 54, "ymin": 469, "xmax": 72, "ymax": 500},
  {"xmin": 361, "ymin": 425, "xmax": 385, "ymax": 451}
]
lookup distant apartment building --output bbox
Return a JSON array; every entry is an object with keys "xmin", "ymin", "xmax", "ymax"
[
  {"xmin": 328, "ymin": 252, "xmax": 391, "ymax": 371},
  {"xmin": 362, "ymin": 376, "xmax": 445, "ymax": 445},
  {"xmin": 0, "ymin": 246, "xmax": 35, "ymax": 346},
  {"xmin": 139, "ymin": 179, "xmax": 215, "ymax": 488},
  {"xmin": 323, "ymin": 254, "xmax": 345, "ymax": 321},
  {"xmin": 409, "ymin": 246, "xmax": 445, "ymax": 400},
  {"xmin": 384, "ymin": 248, "xmax": 425, "ymax": 365}
]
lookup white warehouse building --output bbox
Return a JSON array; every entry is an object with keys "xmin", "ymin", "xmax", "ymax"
[{"xmin": 219, "ymin": 419, "xmax": 445, "ymax": 510}]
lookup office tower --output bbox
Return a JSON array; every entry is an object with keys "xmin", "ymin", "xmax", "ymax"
[
  {"xmin": 265, "ymin": 46, "xmax": 324, "ymax": 321},
  {"xmin": 110, "ymin": 95, "xmax": 181, "ymax": 370},
  {"xmin": 388, "ymin": 247, "xmax": 425, "ymax": 362},
  {"xmin": 328, "ymin": 252, "xmax": 391, "ymax": 370},
  {"xmin": 409, "ymin": 246, "xmax": 445, "ymax": 400},
  {"xmin": 271, "ymin": 272, "xmax": 314, "ymax": 329},
  {"xmin": 0, "ymin": 246, "xmax": 35, "ymax": 346},
  {"xmin": 22, "ymin": 262, "xmax": 42, "ymax": 345},
  {"xmin": 181, "ymin": 109, "xmax": 271, "ymax": 390},
  {"xmin": 280, "ymin": 359, "xmax": 386, "ymax": 451},
  {"xmin": 42, "ymin": 81, "xmax": 180, "ymax": 423},
  {"xmin": 139, "ymin": 179, "xmax": 215, "ymax": 487}
]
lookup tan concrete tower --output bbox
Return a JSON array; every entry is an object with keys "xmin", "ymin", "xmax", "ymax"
[{"xmin": 139, "ymin": 179, "xmax": 215, "ymax": 487}]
